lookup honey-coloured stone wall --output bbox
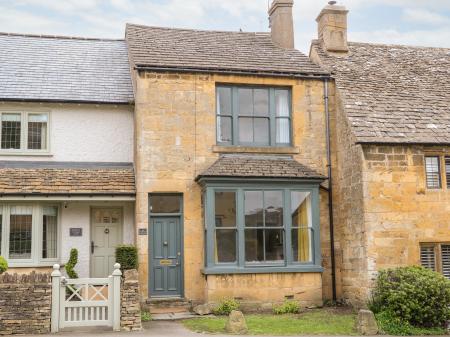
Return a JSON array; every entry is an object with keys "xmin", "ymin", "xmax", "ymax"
[{"xmin": 133, "ymin": 71, "xmax": 332, "ymax": 304}]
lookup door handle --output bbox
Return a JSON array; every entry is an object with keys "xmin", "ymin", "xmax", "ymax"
[{"xmin": 91, "ymin": 241, "xmax": 95, "ymax": 254}]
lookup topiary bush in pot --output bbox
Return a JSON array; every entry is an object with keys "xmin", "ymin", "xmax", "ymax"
[
  {"xmin": 369, "ymin": 266, "xmax": 450, "ymax": 328},
  {"xmin": 65, "ymin": 248, "xmax": 79, "ymax": 279},
  {"xmin": 115, "ymin": 244, "xmax": 138, "ymax": 271},
  {"xmin": 0, "ymin": 256, "xmax": 8, "ymax": 274}
]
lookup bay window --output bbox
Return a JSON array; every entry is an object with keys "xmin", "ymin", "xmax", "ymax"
[
  {"xmin": 216, "ymin": 86, "xmax": 291, "ymax": 147},
  {"xmin": 0, "ymin": 111, "xmax": 49, "ymax": 152},
  {"xmin": 0, "ymin": 204, "xmax": 59, "ymax": 266},
  {"xmin": 203, "ymin": 183, "xmax": 322, "ymax": 274}
]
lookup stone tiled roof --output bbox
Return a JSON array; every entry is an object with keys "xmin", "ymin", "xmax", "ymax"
[
  {"xmin": 197, "ymin": 155, "xmax": 325, "ymax": 180},
  {"xmin": 311, "ymin": 41, "xmax": 450, "ymax": 144},
  {"xmin": 126, "ymin": 24, "xmax": 328, "ymax": 76},
  {"xmin": 0, "ymin": 33, "xmax": 134, "ymax": 104},
  {"xmin": 0, "ymin": 162, "xmax": 135, "ymax": 195}
]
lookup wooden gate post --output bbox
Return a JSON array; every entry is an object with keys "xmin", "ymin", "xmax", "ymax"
[
  {"xmin": 112, "ymin": 263, "xmax": 122, "ymax": 332},
  {"xmin": 51, "ymin": 264, "xmax": 62, "ymax": 333}
]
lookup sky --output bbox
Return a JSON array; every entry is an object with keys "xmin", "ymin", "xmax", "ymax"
[{"xmin": 0, "ymin": 0, "xmax": 449, "ymax": 53}]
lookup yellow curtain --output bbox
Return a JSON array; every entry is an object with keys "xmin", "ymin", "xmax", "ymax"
[{"xmin": 296, "ymin": 201, "xmax": 310, "ymax": 262}]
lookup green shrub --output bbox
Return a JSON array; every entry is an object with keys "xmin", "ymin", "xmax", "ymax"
[
  {"xmin": 115, "ymin": 245, "xmax": 138, "ymax": 271},
  {"xmin": 273, "ymin": 300, "xmax": 301, "ymax": 315},
  {"xmin": 0, "ymin": 256, "xmax": 8, "ymax": 274},
  {"xmin": 141, "ymin": 311, "xmax": 151, "ymax": 322},
  {"xmin": 376, "ymin": 311, "xmax": 447, "ymax": 336},
  {"xmin": 213, "ymin": 298, "xmax": 240, "ymax": 315},
  {"xmin": 65, "ymin": 248, "xmax": 78, "ymax": 279},
  {"xmin": 369, "ymin": 266, "xmax": 450, "ymax": 328}
]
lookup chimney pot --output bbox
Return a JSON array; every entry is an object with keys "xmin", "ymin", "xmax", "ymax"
[
  {"xmin": 316, "ymin": 2, "xmax": 349, "ymax": 53},
  {"xmin": 268, "ymin": 0, "xmax": 295, "ymax": 49}
]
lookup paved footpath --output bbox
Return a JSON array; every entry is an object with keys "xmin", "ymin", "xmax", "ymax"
[{"xmin": 19, "ymin": 321, "xmax": 380, "ymax": 337}]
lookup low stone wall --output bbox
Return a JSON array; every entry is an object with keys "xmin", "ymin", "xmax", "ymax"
[
  {"xmin": 120, "ymin": 269, "xmax": 142, "ymax": 331},
  {"xmin": 0, "ymin": 272, "xmax": 52, "ymax": 335}
]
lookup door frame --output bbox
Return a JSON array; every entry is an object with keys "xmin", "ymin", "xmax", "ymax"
[
  {"xmin": 90, "ymin": 207, "xmax": 123, "ymax": 277},
  {"xmin": 148, "ymin": 194, "xmax": 184, "ymax": 298}
]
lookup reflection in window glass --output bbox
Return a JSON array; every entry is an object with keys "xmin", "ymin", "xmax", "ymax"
[
  {"xmin": 9, "ymin": 206, "xmax": 33, "ymax": 260},
  {"xmin": 214, "ymin": 191, "xmax": 237, "ymax": 263},
  {"xmin": 27, "ymin": 114, "xmax": 48, "ymax": 150},
  {"xmin": 1, "ymin": 113, "xmax": 21, "ymax": 150},
  {"xmin": 150, "ymin": 195, "xmax": 181, "ymax": 213},
  {"xmin": 244, "ymin": 191, "xmax": 263, "ymax": 227},
  {"xmin": 215, "ymin": 192, "xmax": 236, "ymax": 227},
  {"xmin": 42, "ymin": 206, "xmax": 57, "ymax": 259},
  {"xmin": 254, "ymin": 89, "xmax": 269, "ymax": 116},
  {"xmin": 215, "ymin": 229, "xmax": 236, "ymax": 263},
  {"xmin": 291, "ymin": 192, "xmax": 312, "ymax": 262},
  {"xmin": 238, "ymin": 88, "xmax": 253, "ymax": 116},
  {"xmin": 217, "ymin": 87, "xmax": 232, "ymax": 115},
  {"xmin": 264, "ymin": 191, "xmax": 283, "ymax": 227}
]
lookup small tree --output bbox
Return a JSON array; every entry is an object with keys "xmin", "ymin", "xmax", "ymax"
[
  {"xmin": 0, "ymin": 256, "xmax": 8, "ymax": 274},
  {"xmin": 65, "ymin": 248, "xmax": 78, "ymax": 279}
]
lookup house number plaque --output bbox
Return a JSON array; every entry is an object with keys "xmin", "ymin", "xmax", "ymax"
[
  {"xmin": 138, "ymin": 228, "xmax": 148, "ymax": 235},
  {"xmin": 69, "ymin": 228, "xmax": 82, "ymax": 237},
  {"xmin": 159, "ymin": 259, "xmax": 173, "ymax": 266}
]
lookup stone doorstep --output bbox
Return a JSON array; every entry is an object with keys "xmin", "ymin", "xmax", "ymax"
[{"xmin": 145, "ymin": 297, "xmax": 192, "ymax": 315}]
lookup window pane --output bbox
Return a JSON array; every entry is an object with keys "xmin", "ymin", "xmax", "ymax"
[
  {"xmin": 254, "ymin": 89, "xmax": 269, "ymax": 116},
  {"xmin": 215, "ymin": 191, "xmax": 236, "ymax": 227},
  {"xmin": 238, "ymin": 88, "xmax": 253, "ymax": 116},
  {"xmin": 239, "ymin": 117, "xmax": 253, "ymax": 143},
  {"xmin": 9, "ymin": 206, "xmax": 33, "ymax": 260},
  {"xmin": 1, "ymin": 113, "xmax": 21, "ymax": 149},
  {"xmin": 254, "ymin": 118, "xmax": 269, "ymax": 145},
  {"xmin": 245, "ymin": 228, "xmax": 264, "ymax": 262},
  {"xmin": 217, "ymin": 87, "xmax": 232, "ymax": 115},
  {"xmin": 215, "ymin": 229, "xmax": 236, "ymax": 263},
  {"xmin": 441, "ymin": 245, "xmax": 450, "ymax": 280},
  {"xmin": 42, "ymin": 206, "xmax": 57, "ymax": 259},
  {"xmin": 276, "ymin": 118, "xmax": 290, "ymax": 144},
  {"xmin": 445, "ymin": 157, "xmax": 450, "ymax": 188},
  {"xmin": 265, "ymin": 229, "xmax": 284, "ymax": 261},
  {"xmin": 264, "ymin": 191, "xmax": 283, "ymax": 227},
  {"xmin": 292, "ymin": 228, "xmax": 312, "ymax": 262},
  {"xmin": 217, "ymin": 116, "xmax": 232, "ymax": 143},
  {"xmin": 150, "ymin": 195, "xmax": 181, "ymax": 213},
  {"xmin": 420, "ymin": 246, "xmax": 436, "ymax": 271},
  {"xmin": 275, "ymin": 90, "xmax": 290, "ymax": 117},
  {"xmin": 245, "ymin": 191, "xmax": 263, "ymax": 227},
  {"xmin": 28, "ymin": 114, "xmax": 48, "ymax": 150},
  {"xmin": 425, "ymin": 157, "xmax": 441, "ymax": 189},
  {"xmin": 291, "ymin": 191, "xmax": 311, "ymax": 227}
]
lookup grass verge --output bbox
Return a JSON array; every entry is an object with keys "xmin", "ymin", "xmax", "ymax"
[{"xmin": 183, "ymin": 309, "xmax": 358, "ymax": 335}]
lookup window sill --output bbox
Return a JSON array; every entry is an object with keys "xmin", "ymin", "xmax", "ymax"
[
  {"xmin": 202, "ymin": 265, "xmax": 323, "ymax": 275},
  {"xmin": 0, "ymin": 151, "xmax": 52, "ymax": 157},
  {"xmin": 212, "ymin": 146, "xmax": 300, "ymax": 155}
]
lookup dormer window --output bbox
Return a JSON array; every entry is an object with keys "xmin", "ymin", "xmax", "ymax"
[
  {"xmin": 216, "ymin": 85, "xmax": 291, "ymax": 147},
  {"xmin": 0, "ymin": 112, "xmax": 49, "ymax": 153}
]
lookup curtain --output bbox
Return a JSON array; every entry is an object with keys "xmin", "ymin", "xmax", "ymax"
[
  {"xmin": 276, "ymin": 91, "xmax": 290, "ymax": 143},
  {"xmin": 43, "ymin": 206, "xmax": 57, "ymax": 259},
  {"xmin": 297, "ymin": 201, "xmax": 310, "ymax": 262}
]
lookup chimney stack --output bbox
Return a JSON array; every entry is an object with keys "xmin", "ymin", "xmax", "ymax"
[
  {"xmin": 316, "ymin": 1, "xmax": 349, "ymax": 52},
  {"xmin": 269, "ymin": 0, "xmax": 294, "ymax": 49}
]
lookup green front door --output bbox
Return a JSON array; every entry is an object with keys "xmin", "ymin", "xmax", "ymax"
[{"xmin": 150, "ymin": 217, "xmax": 183, "ymax": 297}]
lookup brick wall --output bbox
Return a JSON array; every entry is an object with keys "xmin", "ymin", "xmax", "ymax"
[
  {"xmin": 0, "ymin": 272, "xmax": 51, "ymax": 335},
  {"xmin": 120, "ymin": 269, "xmax": 142, "ymax": 331}
]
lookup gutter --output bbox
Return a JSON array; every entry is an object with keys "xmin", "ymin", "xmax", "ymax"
[
  {"xmin": 324, "ymin": 78, "xmax": 337, "ymax": 302},
  {"xmin": 135, "ymin": 65, "xmax": 331, "ymax": 80},
  {"xmin": 0, "ymin": 98, "xmax": 134, "ymax": 106}
]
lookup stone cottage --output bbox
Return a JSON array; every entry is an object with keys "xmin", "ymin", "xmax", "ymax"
[
  {"xmin": 310, "ymin": 2, "xmax": 450, "ymax": 306},
  {"xmin": 126, "ymin": 0, "xmax": 338, "ymax": 309}
]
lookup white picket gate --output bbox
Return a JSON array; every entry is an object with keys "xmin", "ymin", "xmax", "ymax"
[{"xmin": 50, "ymin": 263, "xmax": 122, "ymax": 333}]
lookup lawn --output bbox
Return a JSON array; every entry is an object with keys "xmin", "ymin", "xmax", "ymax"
[{"xmin": 182, "ymin": 309, "xmax": 358, "ymax": 335}]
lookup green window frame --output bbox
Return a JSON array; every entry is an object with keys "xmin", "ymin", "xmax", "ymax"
[
  {"xmin": 216, "ymin": 85, "xmax": 292, "ymax": 147},
  {"xmin": 202, "ymin": 181, "xmax": 322, "ymax": 274}
]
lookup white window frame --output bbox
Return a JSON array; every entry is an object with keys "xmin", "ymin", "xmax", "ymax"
[
  {"xmin": 0, "ymin": 111, "xmax": 51, "ymax": 155},
  {"xmin": 0, "ymin": 203, "xmax": 60, "ymax": 267}
]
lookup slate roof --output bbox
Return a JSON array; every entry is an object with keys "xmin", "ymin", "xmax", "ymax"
[
  {"xmin": 196, "ymin": 155, "xmax": 325, "ymax": 180},
  {"xmin": 0, "ymin": 162, "xmax": 135, "ymax": 195},
  {"xmin": 311, "ymin": 41, "xmax": 450, "ymax": 144},
  {"xmin": 126, "ymin": 24, "xmax": 328, "ymax": 77},
  {"xmin": 0, "ymin": 33, "xmax": 134, "ymax": 104}
]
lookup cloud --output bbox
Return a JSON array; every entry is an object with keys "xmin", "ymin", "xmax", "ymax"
[{"xmin": 402, "ymin": 8, "xmax": 449, "ymax": 25}]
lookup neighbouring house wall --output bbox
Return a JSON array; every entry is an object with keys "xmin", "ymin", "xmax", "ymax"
[
  {"xmin": 0, "ymin": 102, "xmax": 134, "ymax": 162},
  {"xmin": 134, "ymin": 71, "xmax": 331, "ymax": 304},
  {"xmin": 362, "ymin": 145, "xmax": 450, "ymax": 289},
  {"xmin": 0, "ymin": 272, "xmax": 51, "ymax": 335},
  {"xmin": 329, "ymin": 83, "xmax": 366, "ymax": 306}
]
